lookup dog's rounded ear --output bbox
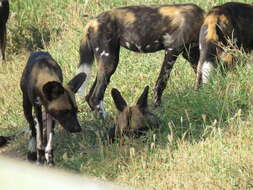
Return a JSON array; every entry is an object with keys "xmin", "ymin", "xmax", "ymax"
[
  {"xmin": 68, "ymin": 72, "xmax": 86, "ymax": 93},
  {"xmin": 43, "ymin": 81, "xmax": 64, "ymax": 101},
  {"xmin": 136, "ymin": 86, "xmax": 149, "ymax": 112},
  {"xmin": 111, "ymin": 88, "xmax": 127, "ymax": 112}
]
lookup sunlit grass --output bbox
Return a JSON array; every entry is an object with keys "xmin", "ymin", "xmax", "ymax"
[{"xmin": 0, "ymin": 0, "xmax": 253, "ymax": 189}]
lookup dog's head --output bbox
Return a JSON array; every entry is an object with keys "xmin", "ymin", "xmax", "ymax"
[
  {"xmin": 110, "ymin": 86, "xmax": 160, "ymax": 142},
  {"xmin": 42, "ymin": 73, "xmax": 86, "ymax": 133}
]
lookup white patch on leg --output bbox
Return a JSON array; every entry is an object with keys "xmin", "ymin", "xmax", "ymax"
[
  {"xmin": 202, "ymin": 61, "xmax": 214, "ymax": 84},
  {"xmin": 34, "ymin": 118, "xmax": 43, "ymax": 150},
  {"xmin": 96, "ymin": 100, "xmax": 107, "ymax": 119},
  {"xmin": 95, "ymin": 47, "xmax": 99, "ymax": 52},
  {"xmin": 163, "ymin": 33, "xmax": 174, "ymax": 47},
  {"xmin": 28, "ymin": 137, "xmax": 36, "ymax": 152},
  {"xmin": 76, "ymin": 63, "xmax": 91, "ymax": 95},
  {"xmin": 125, "ymin": 42, "xmax": 130, "ymax": 48},
  {"xmin": 45, "ymin": 132, "xmax": 53, "ymax": 162}
]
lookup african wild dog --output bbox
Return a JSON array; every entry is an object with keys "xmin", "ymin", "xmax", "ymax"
[
  {"xmin": 76, "ymin": 4, "xmax": 205, "ymax": 117},
  {"xmin": 0, "ymin": 0, "xmax": 9, "ymax": 61},
  {"xmin": 20, "ymin": 51, "xmax": 86, "ymax": 165},
  {"xmin": 109, "ymin": 86, "xmax": 160, "ymax": 143},
  {"xmin": 195, "ymin": 2, "xmax": 253, "ymax": 88}
]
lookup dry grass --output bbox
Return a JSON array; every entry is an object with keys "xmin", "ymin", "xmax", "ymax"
[{"xmin": 1, "ymin": 0, "xmax": 253, "ymax": 189}]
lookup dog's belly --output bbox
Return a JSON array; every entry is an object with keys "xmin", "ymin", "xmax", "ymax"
[{"xmin": 120, "ymin": 39, "xmax": 164, "ymax": 53}]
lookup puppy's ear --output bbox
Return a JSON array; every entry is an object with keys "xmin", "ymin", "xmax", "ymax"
[
  {"xmin": 136, "ymin": 86, "xmax": 149, "ymax": 112},
  {"xmin": 111, "ymin": 88, "xmax": 127, "ymax": 112},
  {"xmin": 43, "ymin": 81, "xmax": 64, "ymax": 101},
  {"xmin": 68, "ymin": 72, "xmax": 86, "ymax": 93}
]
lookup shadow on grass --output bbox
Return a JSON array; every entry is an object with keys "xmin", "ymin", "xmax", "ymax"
[{"xmin": 9, "ymin": 25, "xmax": 62, "ymax": 53}]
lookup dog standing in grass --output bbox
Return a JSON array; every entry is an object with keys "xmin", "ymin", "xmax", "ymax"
[
  {"xmin": 0, "ymin": 0, "xmax": 9, "ymax": 61},
  {"xmin": 20, "ymin": 51, "xmax": 86, "ymax": 165},
  {"xmin": 195, "ymin": 2, "xmax": 253, "ymax": 88},
  {"xmin": 76, "ymin": 4, "xmax": 205, "ymax": 117}
]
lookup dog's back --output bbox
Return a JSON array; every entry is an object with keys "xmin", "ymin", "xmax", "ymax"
[
  {"xmin": 20, "ymin": 52, "xmax": 63, "ymax": 103},
  {"xmin": 203, "ymin": 2, "xmax": 253, "ymax": 50}
]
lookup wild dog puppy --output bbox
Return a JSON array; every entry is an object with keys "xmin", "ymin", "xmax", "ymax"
[
  {"xmin": 76, "ymin": 4, "xmax": 205, "ymax": 117},
  {"xmin": 0, "ymin": 0, "xmax": 9, "ymax": 61},
  {"xmin": 20, "ymin": 51, "xmax": 86, "ymax": 165},
  {"xmin": 195, "ymin": 2, "xmax": 253, "ymax": 88},
  {"xmin": 109, "ymin": 86, "xmax": 160, "ymax": 143}
]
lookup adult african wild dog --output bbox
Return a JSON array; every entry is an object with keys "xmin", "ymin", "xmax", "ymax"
[
  {"xmin": 20, "ymin": 51, "xmax": 86, "ymax": 165},
  {"xmin": 0, "ymin": 0, "xmax": 9, "ymax": 61},
  {"xmin": 76, "ymin": 4, "xmax": 205, "ymax": 117},
  {"xmin": 109, "ymin": 86, "xmax": 160, "ymax": 143},
  {"xmin": 195, "ymin": 2, "xmax": 253, "ymax": 88}
]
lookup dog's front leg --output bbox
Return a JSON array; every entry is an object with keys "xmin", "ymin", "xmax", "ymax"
[
  {"xmin": 45, "ymin": 113, "xmax": 54, "ymax": 166},
  {"xmin": 34, "ymin": 105, "xmax": 44, "ymax": 164}
]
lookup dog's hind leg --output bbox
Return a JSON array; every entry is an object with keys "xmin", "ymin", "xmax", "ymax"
[
  {"xmin": 34, "ymin": 105, "xmax": 44, "ymax": 165},
  {"xmin": 153, "ymin": 48, "xmax": 181, "ymax": 106},
  {"xmin": 182, "ymin": 44, "xmax": 200, "ymax": 74},
  {"xmin": 22, "ymin": 94, "xmax": 37, "ymax": 161}
]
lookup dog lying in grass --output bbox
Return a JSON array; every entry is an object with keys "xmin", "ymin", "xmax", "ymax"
[
  {"xmin": 0, "ymin": 0, "xmax": 9, "ymax": 61},
  {"xmin": 195, "ymin": 2, "xmax": 253, "ymax": 88},
  {"xmin": 20, "ymin": 51, "xmax": 86, "ymax": 165},
  {"xmin": 108, "ymin": 86, "xmax": 160, "ymax": 143},
  {"xmin": 76, "ymin": 4, "xmax": 205, "ymax": 117}
]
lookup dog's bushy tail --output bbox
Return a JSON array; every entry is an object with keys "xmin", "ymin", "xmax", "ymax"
[{"xmin": 76, "ymin": 21, "xmax": 95, "ymax": 95}]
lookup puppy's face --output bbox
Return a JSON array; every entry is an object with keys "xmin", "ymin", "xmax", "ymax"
[
  {"xmin": 111, "ymin": 86, "xmax": 159, "ymax": 141},
  {"xmin": 43, "ymin": 73, "xmax": 86, "ymax": 133}
]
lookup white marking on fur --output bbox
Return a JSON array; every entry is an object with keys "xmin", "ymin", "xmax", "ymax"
[
  {"xmin": 95, "ymin": 47, "xmax": 99, "ymax": 52},
  {"xmin": 28, "ymin": 137, "xmax": 36, "ymax": 152},
  {"xmin": 34, "ymin": 117, "xmax": 43, "ymax": 150},
  {"xmin": 45, "ymin": 132, "xmax": 53, "ymax": 161},
  {"xmin": 125, "ymin": 42, "xmax": 130, "ymax": 48},
  {"xmin": 100, "ymin": 51, "xmax": 109, "ymax": 57},
  {"xmin": 163, "ymin": 33, "xmax": 174, "ymax": 47},
  {"xmin": 135, "ymin": 45, "xmax": 142, "ymax": 52},
  {"xmin": 76, "ymin": 63, "xmax": 91, "ymax": 95},
  {"xmin": 96, "ymin": 101, "xmax": 107, "ymax": 119},
  {"xmin": 35, "ymin": 97, "xmax": 42, "ymax": 105},
  {"xmin": 202, "ymin": 61, "xmax": 214, "ymax": 84}
]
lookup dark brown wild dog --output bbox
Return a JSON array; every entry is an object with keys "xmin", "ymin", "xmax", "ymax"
[
  {"xmin": 0, "ymin": 0, "xmax": 9, "ymax": 61},
  {"xmin": 109, "ymin": 86, "xmax": 160, "ymax": 143},
  {"xmin": 195, "ymin": 2, "xmax": 253, "ymax": 88},
  {"xmin": 20, "ymin": 51, "xmax": 86, "ymax": 165},
  {"xmin": 76, "ymin": 4, "xmax": 205, "ymax": 117}
]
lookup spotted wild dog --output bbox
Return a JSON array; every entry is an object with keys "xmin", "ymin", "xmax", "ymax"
[
  {"xmin": 76, "ymin": 4, "xmax": 205, "ymax": 117},
  {"xmin": 109, "ymin": 86, "xmax": 160, "ymax": 143},
  {"xmin": 0, "ymin": 0, "xmax": 9, "ymax": 61},
  {"xmin": 20, "ymin": 51, "xmax": 86, "ymax": 165},
  {"xmin": 195, "ymin": 2, "xmax": 253, "ymax": 88}
]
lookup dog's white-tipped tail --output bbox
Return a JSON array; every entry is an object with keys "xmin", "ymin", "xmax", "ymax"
[{"xmin": 76, "ymin": 63, "xmax": 91, "ymax": 95}]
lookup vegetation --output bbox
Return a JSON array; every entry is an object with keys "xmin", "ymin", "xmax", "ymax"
[{"xmin": 1, "ymin": 0, "xmax": 253, "ymax": 189}]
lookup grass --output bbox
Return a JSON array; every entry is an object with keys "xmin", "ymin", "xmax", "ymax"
[{"xmin": 1, "ymin": 0, "xmax": 253, "ymax": 189}]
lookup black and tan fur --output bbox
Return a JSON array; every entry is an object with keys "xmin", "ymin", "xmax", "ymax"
[
  {"xmin": 76, "ymin": 4, "xmax": 205, "ymax": 116},
  {"xmin": 195, "ymin": 2, "xmax": 253, "ymax": 88},
  {"xmin": 20, "ymin": 51, "xmax": 86, "ymax": 165},
  {"xmin": 0, "ymin": 0, "xmax": 9, "ymax": 61},
  {"xmin": 109, "ymin": 86, "xmax": 160, "ymax": 143}
]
